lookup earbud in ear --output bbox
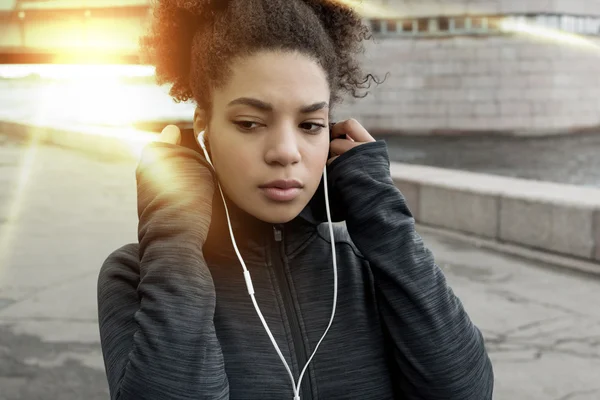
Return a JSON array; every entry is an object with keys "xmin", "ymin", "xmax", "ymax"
[
  {"xmin": 196, "ymin": 130, "xmax": 214, "ymax": 168},
  {"xmin": 197, "ymin": 130, "xmax": 206, "ymax": 148}
]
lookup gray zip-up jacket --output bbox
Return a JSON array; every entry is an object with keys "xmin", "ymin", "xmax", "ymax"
[{"xmin": 97, "ymin": 140, "xmax": 494, "ymax": 400}]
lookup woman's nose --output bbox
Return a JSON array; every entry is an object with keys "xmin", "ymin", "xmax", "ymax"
[{"xmin": 264, "ymin": 128, "xmax": 301, "ymax": 166}]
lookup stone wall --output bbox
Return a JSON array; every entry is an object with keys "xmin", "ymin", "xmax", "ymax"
[
  {"xmin": 334, "ymin": 12, "xmax": 600, "ymax": 134},
  {"xmin": 368, "ymin": 0, "xmax": 600, "ymax": 17}
]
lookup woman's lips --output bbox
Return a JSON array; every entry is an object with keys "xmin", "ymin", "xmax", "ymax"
[{"xmin": 260, "ymin": 187, "xmax": 302, "ymax": 202}]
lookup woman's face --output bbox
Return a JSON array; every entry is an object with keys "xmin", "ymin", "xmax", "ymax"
[{"xmin": 197, "ymin": 50, "xmax": 331, "ymax": 224}]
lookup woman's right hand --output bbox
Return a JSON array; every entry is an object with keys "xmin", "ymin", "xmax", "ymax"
[
  {"xmin": 156, "ymin": 123, "xmax": 184, "ymax": 145},
  {"xmin": 136, "ymin": 125, "xmax": 216, "ymax": 247},
  {"xmin": 99, "ymin": 126, "xmax": 228, "ymax": 399}
]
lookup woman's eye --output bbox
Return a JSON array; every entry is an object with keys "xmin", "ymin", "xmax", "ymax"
[
  {"xmin": 300, "ymin": 123, "xmax": 326, "ymax": 133},
  {"xmin": 234, "ymin": 121, "xmax": 260, "ymax": 131},
  {"xmin": 234, "ymin": 121, "xmax": 325, "ymax": 133}
]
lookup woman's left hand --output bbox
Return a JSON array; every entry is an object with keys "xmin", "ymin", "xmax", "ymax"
[{"xmin": 328, "ymin": 118, "xmax": 376, "ymax": 166}]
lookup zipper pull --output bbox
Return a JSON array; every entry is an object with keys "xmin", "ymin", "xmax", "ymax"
[{"xmin": 273, "ymin": 225, "xmax": 283, "ymax": 242}]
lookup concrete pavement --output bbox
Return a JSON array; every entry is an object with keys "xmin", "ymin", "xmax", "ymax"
[{"xmin": 1, "ymin": 132, "xmax": 599, "ymax": 400}]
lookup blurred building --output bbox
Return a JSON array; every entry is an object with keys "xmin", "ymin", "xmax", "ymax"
[
  {"xmin": 336, "ymin": 0, "xmax": 600, "ymax": 135},
  {"xmin": 2, "ymin": 0, "xmax": 600, "ymax": 135},
  {"xmin": 0, "ymin": 0, "xmax": 151, "ymax": 64}
]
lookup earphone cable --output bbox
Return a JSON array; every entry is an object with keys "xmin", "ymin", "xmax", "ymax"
[{"xmin": 197, "ymin": 131, "xmax": 338, "ymax": 400}]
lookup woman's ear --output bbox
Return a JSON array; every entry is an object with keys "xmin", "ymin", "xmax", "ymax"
[{"xmin": 193, "ymin": 107, "xmax": 208, "ymax": 135}]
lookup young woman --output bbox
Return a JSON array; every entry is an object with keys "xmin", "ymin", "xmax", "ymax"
[{"xmin": 97, "ymin": 0, "xmax": 494, "ymax": 399}]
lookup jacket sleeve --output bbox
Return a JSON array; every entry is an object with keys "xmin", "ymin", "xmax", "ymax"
[
  {"xmin": 328, "ymin": 140, "xmax": 494, "ymax": 399},
  {"xmin": 97, "ymin": 143, "xmax": 229, "ymax": 400}
]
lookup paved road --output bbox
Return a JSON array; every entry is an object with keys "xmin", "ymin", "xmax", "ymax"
[{"xmin": 1, "ymin": 133, "xmax": 600, "ymax": 400}]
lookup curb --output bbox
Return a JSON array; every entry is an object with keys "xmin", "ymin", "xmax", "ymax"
[
  {"xmin": 416, "ymin": 224, "xmax": 600, "ymax": 277},
  {"xmin": 392, "ymin": 163, "xmax": 600, "ymax": 271},
  {"xmin": 0, "ymin": 120, "xmax": 153, "ymax": 161}
]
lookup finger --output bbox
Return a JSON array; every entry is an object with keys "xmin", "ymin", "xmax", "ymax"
[
  {"xmin": 331, "ymin": 119, "xmax": 375, "ymax": 143},
  {"xmin": 330, "ymin": 137, "xmax": 359, "ymax": 156},
  {"xmin": 158, "ymin": 125, "xmax": 182, "ymax": 145}
]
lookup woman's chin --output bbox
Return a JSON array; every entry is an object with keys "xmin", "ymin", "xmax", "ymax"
[
  {"xmin": 230, "ymin": 189, "xmax": 313, "ymax": 225},
  {"xmin": 246, "ymin": 201, "xmax": 306, "ymax": 225},
  {"xmin": 254, "ymin": 209, "xmax": 300, "ymax": 224}
]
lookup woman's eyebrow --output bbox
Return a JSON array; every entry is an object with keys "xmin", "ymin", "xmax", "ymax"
[
  {"xmin": 227, "ymin": 97, "xmax": 329, "ymax": 113},
  {"xmin": 300, "ymin": 101, "xmax": 329, "ymax": 113},
  {"xmin": 228, "ymin": 97, "xmax": 272, "ymax": 111}
]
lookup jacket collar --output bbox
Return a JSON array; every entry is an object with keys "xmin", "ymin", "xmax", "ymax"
[{"xmin": 204, "ymin": 175, "xmax": 344, "ymax": 264}]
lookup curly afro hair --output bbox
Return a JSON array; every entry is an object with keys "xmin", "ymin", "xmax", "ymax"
[{"xmin": 141, "ymin": 0, "xmax": 382, "ymax": 113}]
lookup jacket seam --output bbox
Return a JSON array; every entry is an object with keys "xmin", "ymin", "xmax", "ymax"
[
  {"xmin": 281, "ymin": 249, "xmax": 320, "ymax": 400},
  {"xmin": 315, "ymin": 229, "xmax": 368, "ymax": 261},
  {"xmin": 288, "ymin": 230, "xmax": 319, "ymax": 260},
  {"xmin": 266, "ymin": 258, "xmax": 300, "ymax": 380}
]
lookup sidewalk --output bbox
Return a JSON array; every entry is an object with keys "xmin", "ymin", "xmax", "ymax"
[{"xmin": 1, "ymin": 131, "xmax": 600, "ymax": 399}]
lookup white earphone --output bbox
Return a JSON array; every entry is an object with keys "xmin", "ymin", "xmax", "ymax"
[
  {"xmin": 197, "ymin": 130, "xmax": 214, "ymax": 168},
  {"xmin": 195, "ymin": 130, "xmax": 338, "ymax": 400}
]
